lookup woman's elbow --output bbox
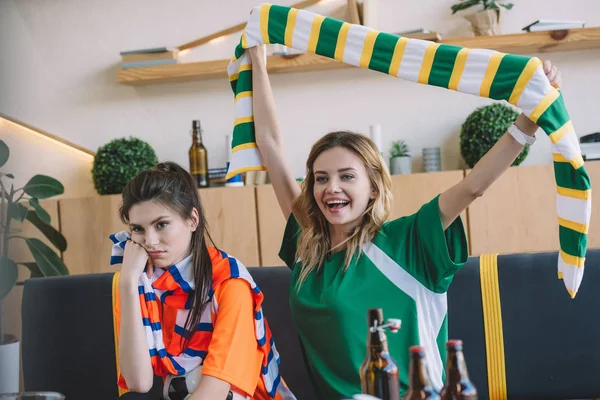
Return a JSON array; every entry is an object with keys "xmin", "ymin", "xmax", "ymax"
[{"xmin": 123, "ymin": 373, "xmax": 154, "ymax": 393}]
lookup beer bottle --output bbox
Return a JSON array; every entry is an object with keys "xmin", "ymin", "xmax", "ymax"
[
  {"xmin": 404, "ymin": 346, "xmax": 440, "ymax": 400},
  {"xmin": 439, "ymin": 340, "xmax": 477, "ymax": 400},
  {"xmin": 189, "ymin": 120, "xmax": 209, "ymax": 188},
  {"xmin": 360, "ymin": 308, "xmax": 401, "ymax": 400}
]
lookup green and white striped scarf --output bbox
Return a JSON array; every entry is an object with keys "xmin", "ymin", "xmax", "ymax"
[{"xmin": 226, "ymin": 3, "xmax": 591, "ymax": 298}]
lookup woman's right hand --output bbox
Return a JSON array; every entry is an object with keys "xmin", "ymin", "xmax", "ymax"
[{"xmin": 120, "ymin": 240, "xmax": 150, "ymax": 286}]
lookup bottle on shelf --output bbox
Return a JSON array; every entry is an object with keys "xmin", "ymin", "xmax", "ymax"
[{"xmin": 189, "ymin": 119, "xmax": 209, "ymax": 188}]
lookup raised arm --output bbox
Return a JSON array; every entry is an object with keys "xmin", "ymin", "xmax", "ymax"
[
  {"xmin": 438, "ymin": 60, "xmax": 562, "ymax": 230},
  {"xmin": 248, "ymin": 45, "xmax": 301, "ymax": 219},
  {"xmin": 118, "ymin": 241, "xmax": 154, "ymax": 393}
]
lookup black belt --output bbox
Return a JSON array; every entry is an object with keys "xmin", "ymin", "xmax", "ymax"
[{"xmin": 167, "ymin": 376, "xmax": 234, "ymax": 400}]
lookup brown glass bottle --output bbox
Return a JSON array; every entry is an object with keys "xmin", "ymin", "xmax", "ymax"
[
  {"xmin": 360, "ymin": 308, "xmax": 400, "ymax": 400},
  {"xmin": 439, "ymin": 340, "xmax": 477, "ymax": 400},
  {"xmin": 404, "ymin": 346, "xmax": 440, "ymax": 400},
  {"xmin": 189, "ymin": 120, "xmax": 209, "ymax": 188}
]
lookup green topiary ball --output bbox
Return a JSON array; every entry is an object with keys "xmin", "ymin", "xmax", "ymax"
[
  {"xmin": 92, "ymin": 137, "xmax": 158, "ymax": 195},
  {"xmin": 460, "ymin": 103, "xmax": 529, "ymax": 168}
]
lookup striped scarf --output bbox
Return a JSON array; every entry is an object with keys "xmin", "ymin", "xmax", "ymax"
[
  {"xmin": 226, "ymin": 3, "xmax": 591, "ymax": 298},
  {"xmin": 109, "ymin": 231, "xmax": 287, "ymax": 398}
]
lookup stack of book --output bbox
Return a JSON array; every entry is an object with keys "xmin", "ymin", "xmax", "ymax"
[
  {"xmin": 119, "ymin": 47, "xmax": 179, "ymax": 69},
  {"xmin": 395, "ymin": 28, "xmax": 442, "ymax": 42},
  {"xmin": 522, "ymin": 20, "xmax": 585, "ymax": 32}
]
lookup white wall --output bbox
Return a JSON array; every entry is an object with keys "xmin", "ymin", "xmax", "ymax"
[
  {"xmin": 1, "ymin": 0, "xmax": 599, "ymax": 180},
  {"xmin": 0, "ymin": 119, "xmax": 95, "ymax": 199}
]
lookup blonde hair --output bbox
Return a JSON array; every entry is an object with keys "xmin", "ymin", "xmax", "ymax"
[{"xmin": 292, "ymin": 131, "xmax": 393, "ymax": 287}]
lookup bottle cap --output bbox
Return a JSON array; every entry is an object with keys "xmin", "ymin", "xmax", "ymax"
[
  {"xmin": 409, "ymin": 346, "xmax": 425, "ymax": 354},
  {"xmin": 447, "ymin": 339, "xmax": 463, "ymax": 348},
  {"xmin": 386, "ymin": 318, "xmax": 401, "ymax": 332},
  {"xmin": 192, "ymin": 120, "xmax": 201, "ymax": 130}
]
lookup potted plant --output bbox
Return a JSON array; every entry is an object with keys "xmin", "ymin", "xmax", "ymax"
[
  {"xmin": 451, "ymin": 0, "xmax": 514, "ymax": 36},
  {"xmin": 92, "ymin": 137, "xmax": 158, "ymax": 195},
  {"xmin": 460, "ymin": 103, "xmax": 529, "ymax": 168},
  {"xmin": 389, "ymin": 140, "xmax": 412, "ymax": 175},
  {"xmin": 0, "ymin": 139, "xmax": 69, "ymax": 393}
]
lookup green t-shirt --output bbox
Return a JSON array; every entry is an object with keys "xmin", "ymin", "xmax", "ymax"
[{"xmin": 279, "ymin": 195, "xmax": 469, "ymax": 400}]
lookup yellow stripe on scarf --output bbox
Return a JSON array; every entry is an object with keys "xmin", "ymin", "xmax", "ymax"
[
  {"xmin": 557, "ymin": 186, "xmax": 591, "ymax": 200},
  {"xmin": 552, "ymin": 152, "xmax": 585, "ymax": 170},
  {"xmin": 388, "ymin": 37, "xmax": 408, "ymax": 76},
  {"xmin": 284, "ymin": 8, "xmax": 299, "ymax": 48},
  {"xmin": 242, "ymin": 31, "xmax": 248, "ymax": 50},
  {"xmin": 549, "ymin": 120, "xmax": 574, "ymax": 144},
  {"xmin": 359, "ymin": 30, "xmax": 379, "ymax": 69},
  {"xmin": 308, "ymin": 15, "xmax": 325, "ymax": 53},
  {"xmin": 509, "ymin": 57, "xmax": 542, "ymax": 106},
  {"xmin": 234, "ymin": 116, "xmax": 254, "ymax": 126},
  {"xmin": 232, "ymin": 142, "xmax": 259, "ymax": 152},
  {"xmin": 418, "ymin": 43, "xmax": 440, "ymax": 84},
  {"xmin": 260, "ymin": 4, "xmax": 272, "ymax": 44},
  {"xmin": 112, "ymin": 272, "xmax": 129, "ymax": 397},
  {"xmin": 235, "ymin": 91, "xmax": 252, "ymax": 103},
  {"xmin": 448, "ymin": 48, "xmax": 470, "ymax": 91},
  {"xmin": 480, "ymin": 52, "xmax": 504, "ymax": 98},
  {"xmin": 560, "ymin": 250, "xmax": 585, "ymax": 267},
  {"xmin": 558, "ymin": 217, "xmax": 589, "ymax": 234},
  {"xmin": 480, "ymin": 253, "xmax": 507, "ymax": 400},
  {"xmin": 335, "ymin": 23, "xmax": 351, "ymax": 61},
  {"xmin": 529, "ymin": 89, "xmax": 560, "ymax": 123}
]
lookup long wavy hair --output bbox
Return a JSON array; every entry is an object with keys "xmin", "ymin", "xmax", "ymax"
[
  {"xmin": 292, "ymin": 131, "xmax": 393, "ymax": 286},
  {"xmin": 119, "ymin": 161, "xmax": 214, "ymax": 349}
]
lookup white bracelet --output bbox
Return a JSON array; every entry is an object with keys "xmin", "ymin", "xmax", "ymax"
[{"xmin": 507, "ymin": 123, "xmax": 536, "ymax": 146}]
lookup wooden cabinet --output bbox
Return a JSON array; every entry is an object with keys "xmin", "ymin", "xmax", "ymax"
[
  {"xmin": 467, "ymin": 161, "xmax": 600, "ymax": 255},
  {"xmin": 466, "ymin": 164, "xmax": 558, "ymax": 255},
  {"xmin": 53, "ymin": 161, "xmax": 600, "ymax": 272},
  {"xmin": 199, "ymin": 186, "xmax": 260, "ymax": 266},
  {"xmin": 256, "ymin": 184, "xmax": 288, "ymax": 267},
  {"xmin": 60, "ymin": 194, "xmax": 127, "ymax": 275}
]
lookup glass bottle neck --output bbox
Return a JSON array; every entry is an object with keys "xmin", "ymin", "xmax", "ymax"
[
  {"xmin": 367, "ymin": 330, "xmax": 389, "ymax": 356},
  {"xmin": 192, "ymin": 130, "xmax": 202, "ymax": 144},
  {"xmin": 408, "ymin": 355, "xmax": 429, "ymax": 390},
  {"xmin": 446, "ymin": 349, "xmax": 470, "ymax": 383}
]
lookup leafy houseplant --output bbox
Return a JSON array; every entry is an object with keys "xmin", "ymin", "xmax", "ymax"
[
  {"xmin": 389, "ymin": 140, "xmax": 412, "ymax": 175},
  {"xmin": 0, "ymin": 139, "xmax": 69, "ymax": 346},
  {"xmin": 92, "ymin": 137, "xmax": 158, "ymax": 195},
  {"xmin": 460, "ymin": 103, "xmax": 528, "ymax": 168},
  {"xmin": 451, "ymin": 0, "xmax": 514, "ymax": 36}
]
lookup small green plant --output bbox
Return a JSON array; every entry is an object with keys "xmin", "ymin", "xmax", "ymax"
[
  {"xmin": 460, "ymin": 103, "xmax": 528, "ymax": 168},
  {"xmin": 0, "ymin": 139, "xmax": 69, "ymax": 344},
  {"xmin": 390, "ymin": 140, "xmax": 410, "ymax": 158},
  {"xmin": 92, "ymin": 137, "xmax": 158, "ymax": 195},
  {"xmin": 451, "ymin": 0, "xmax": 513, "ymax": 14}
]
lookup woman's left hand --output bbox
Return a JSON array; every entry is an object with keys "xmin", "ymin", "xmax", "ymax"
[{"xmin": 543, "ymin": 60, "xmax": 562, "ymax": 89}]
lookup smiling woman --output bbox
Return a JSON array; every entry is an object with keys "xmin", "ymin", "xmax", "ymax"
[
  {"xmin": 109, "ymin": 162, "xmax": 296, "ymax": 400},
  {"xmin": 248, "ymin": 41, "xmax": 568, "ymax": 399},
  {"xmin": 293, "ymin": 131, "xmax": 391, "ymax": 285}
]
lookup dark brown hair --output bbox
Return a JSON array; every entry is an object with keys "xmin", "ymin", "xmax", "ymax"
[{"xmin": 119, "ymin": 161, "xmax": 214, "ymax": 349}]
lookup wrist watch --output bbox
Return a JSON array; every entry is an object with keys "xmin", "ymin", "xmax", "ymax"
[{"xmin": 508, "ymin": 123, "xmax": 536, "ymax": 146}]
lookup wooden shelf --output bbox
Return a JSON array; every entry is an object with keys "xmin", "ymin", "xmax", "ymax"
[{"xmin": 116, "ymin": 27, "xmax": 600, "ymax": 86}]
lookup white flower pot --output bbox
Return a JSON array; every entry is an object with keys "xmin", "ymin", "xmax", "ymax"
[
  {"xmin": 390, "ymin": 156, "xmax": 412, "ymax": 175},
  {"xmin": 0, "ymin": 335, "xmax": 20, "ymax": 394}
]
